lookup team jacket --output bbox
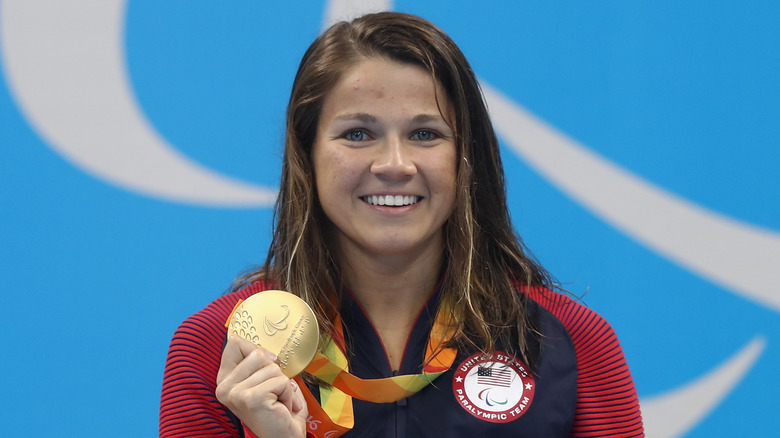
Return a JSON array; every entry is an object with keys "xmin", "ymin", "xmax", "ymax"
[{"xmin": 160, "ymin": 280, "xmax": 644, "ymax": 437}]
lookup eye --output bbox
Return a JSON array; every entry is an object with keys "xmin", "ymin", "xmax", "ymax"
[
  {"xmin": 411, "ymin": 130, "xmax": 437, "ymax": 141},
  {"xmin": 343, "ymin": 129, "xmax": 369, "ymax": 142}
]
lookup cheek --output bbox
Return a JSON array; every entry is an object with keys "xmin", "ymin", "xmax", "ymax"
[
  {"xmin": 312, "ymin": 147, "xmax": 332, "ymax": 205},
  {"xmin": 436, "ymin": 155, "xmax": 458, "ymax": 216},
  {"xmin": 332, "ymin": 156, "xmax": 359, "ymax": 181},
  {"xmin": 315, "ymin": 150, "xmax": 360, "ymax": 200},
  {"xmin": 433, "ymin": 152, "xmax": 458, "ymax": 196}
]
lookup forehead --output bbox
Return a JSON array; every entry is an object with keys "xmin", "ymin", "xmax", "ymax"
[{"xmin": 320, "ymin": 57, "xmax": 453, "ymax": 120}]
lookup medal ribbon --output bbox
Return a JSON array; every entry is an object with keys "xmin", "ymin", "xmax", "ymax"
[{"xmin": 301, "ymin": 308, "xmax": 457, "ymax": 437}]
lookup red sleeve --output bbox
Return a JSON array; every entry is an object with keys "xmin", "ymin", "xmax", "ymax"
[
  {"xmin": 527, "ymin": 287, "xmax": 645, "ymax": 437},
  {"xmin": 159, "ymin": 283, "xmax": 265, "ymax": 437}
]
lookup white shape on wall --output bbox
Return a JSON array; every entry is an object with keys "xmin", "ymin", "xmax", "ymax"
[{"xmin": 0, "ymin": 0, "xmax": 276, "ymax": 207}]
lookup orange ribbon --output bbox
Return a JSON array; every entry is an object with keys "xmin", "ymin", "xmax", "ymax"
[{"xmin": 301, "ymin": 310, "xmax": 457, "ymax": 437}]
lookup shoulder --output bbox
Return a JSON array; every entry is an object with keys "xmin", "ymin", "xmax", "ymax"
[
  {"xmin": 522, "ymin": 285, "xmax": 628, "ymax": 374},
  {"xmin": 176, "ymin": 280, "xmax": 272, "ymax": 345},
  {"xmin": 523, "ymin": 286, "xmax": 611, "ymax": 347},
  {"xmin": 163, "ymin": 279, "xmax": 274, "ymax": 377},
  {"xmin": 522, "ymin": 286, "xmax": 645, "ymax": 437},
  {"xmin": 160, "ymin": 280, "xmax": 274, "ymax": 437}
]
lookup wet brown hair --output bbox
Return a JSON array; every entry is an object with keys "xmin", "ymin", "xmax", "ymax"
[{"xmin": 235, "ymin": 12, "xmax": 554, "ymax": 364}]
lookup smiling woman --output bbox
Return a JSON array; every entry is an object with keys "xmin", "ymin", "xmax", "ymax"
[
  {"xmin": 160, "ymin": 12, "xmax": 643, "ymax": 438},
  {"xmin": 314, "ymin": 58, "xmax": 457, "ymax": 266}
]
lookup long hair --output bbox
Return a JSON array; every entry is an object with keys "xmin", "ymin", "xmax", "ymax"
[{"xmin": 234, "ymin": 12, "xmax": 554, "ymax": 364}]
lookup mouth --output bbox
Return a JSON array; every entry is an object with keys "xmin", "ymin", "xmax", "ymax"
[{"xmin": 361, "ymin": 195, "xmax": 421, "ymax": 207}]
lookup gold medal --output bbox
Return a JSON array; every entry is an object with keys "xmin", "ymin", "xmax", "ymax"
[{"xmin": 227, "ymin": 290, "xmax": 319, "ymax": 377}]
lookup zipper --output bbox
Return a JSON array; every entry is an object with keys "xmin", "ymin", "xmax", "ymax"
[{"xmin": 392, "ymin": 370, "xmax": 407, "ymax": 438}]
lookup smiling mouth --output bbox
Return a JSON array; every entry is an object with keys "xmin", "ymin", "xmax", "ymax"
[{"xmin": 362, "ymin": 195, "xmax": 421, "ymax": 206}]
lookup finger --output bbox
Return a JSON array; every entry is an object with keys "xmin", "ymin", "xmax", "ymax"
[
  {"xmin": 217, "ymin": 338, "xmax": 242, "ymax": 385},
  {"xmin": 216, "ymin": 353, "xmax": 284, "ymax": 407},
  {"xmin": 218, "ymin": 337, "xmax": 277, "ymax": 384},
  {"xmin": 256, "ymin": 374, "xmax": 298, "ymax": 413},
  {"xmin": 220, "ymin": 348, "xmax": 278, "ymax": 387},
  {"xmin": 233, "ymin": 335, "xmax": 267, "ymax": 358},
  {"xmin": 274, "ymin": 376, "xmax": 302, "ymax": 413},
  {"xmin": 222, "ymin": 373, "xmax": 290, "ymax": 415},
  {"xmin": 227, "ymin": 357, "xmax": 286, "ymax": 394},
  {"xmin": 290, "ymin": 379, "xmax": 305, "ymax": 414},
  {"xmin": 219, "ymin": 336, "xmax": 252, "ymax": 374},
  {"xmin": 228, "ymin": 335, "xmax": 272, "ymax": 362}
]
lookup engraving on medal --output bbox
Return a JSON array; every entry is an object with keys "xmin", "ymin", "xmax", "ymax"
[
  {"xmin": 277, "ymin": 315, "xmax": 309, "ymax": 370},
  {"xmin": 229, "ymin": 306, "xmax": 262, "ymax": 345},
  {"xmin": 264, "ymin": 304, "xmax": 290, "ymax": 335}
]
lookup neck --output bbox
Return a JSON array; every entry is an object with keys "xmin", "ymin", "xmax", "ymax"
[
  {"xmin": 342, "ymin": 252, "xmax": 442, "ymax": 324},
  {"xmin": 338, "ymin": 245, "xmax": 444, "ymax": 370}
]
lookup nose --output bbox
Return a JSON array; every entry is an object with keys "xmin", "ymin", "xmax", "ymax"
[{"xmin": 370, "ymin": 136, "xmax": 417, "ymax": 178}]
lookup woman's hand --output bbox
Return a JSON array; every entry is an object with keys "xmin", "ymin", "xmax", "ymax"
[{"xmin": 216, "ymin": 336, "xmax": 308, "ymax": 438}]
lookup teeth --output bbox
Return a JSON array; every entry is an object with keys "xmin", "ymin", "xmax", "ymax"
[{"xmin": 364, "ymin": 195, "xmax": 420, "ymax": 206}]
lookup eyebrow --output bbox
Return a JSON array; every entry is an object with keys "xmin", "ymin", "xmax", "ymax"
[
  {"xmin": 331, "ymin": 113, "xmax": 447, "ymax": 124},
  {"xmin": 332, "ymin": 113, "xmax": 377, "ymax": 123},
  {"xmin": 410, "ymin": 114, "xmax": 446, "ymax": 124}
]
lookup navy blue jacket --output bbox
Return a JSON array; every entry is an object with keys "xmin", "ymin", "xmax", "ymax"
[
  {"xmin": 160, "ymin": 280, "xmax": 644, "ymax": 437},
  {"xmin": 325, "ymin": 287, "xmax": 578, "ymax": 437}
]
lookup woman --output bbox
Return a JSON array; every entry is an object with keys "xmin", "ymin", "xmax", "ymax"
[{"xmin": 160, "ymin": 12, "xmax": 643, "ymax": 438}]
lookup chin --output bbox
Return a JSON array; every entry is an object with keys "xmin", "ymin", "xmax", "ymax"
[{"xmin": 365, "ymin": 238, "xmax": 437, "ymax": 258}]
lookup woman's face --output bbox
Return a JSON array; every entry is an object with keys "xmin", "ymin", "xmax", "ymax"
[{"xmin": 312, "ymin": 57, "xmax": 457, "ymax": 262}]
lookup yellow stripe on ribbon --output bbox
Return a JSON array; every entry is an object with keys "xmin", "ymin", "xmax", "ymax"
[{"xmin": 302, "ymin": 307, "xmax": 458, "ymax": 435}]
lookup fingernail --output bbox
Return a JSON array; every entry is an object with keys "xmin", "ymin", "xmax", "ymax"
[
  {"xmin": 264, "ymin": 350, "xmax": 278, "ymax": 362},
  {"xmin": 290, "ymin": 380, "xmax": 299, "ymax": 392}
]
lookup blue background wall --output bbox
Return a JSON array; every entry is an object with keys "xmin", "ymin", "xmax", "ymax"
[{"xmin": 1, "ymin": 1, "xmax": 778, "ymax": 436}]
